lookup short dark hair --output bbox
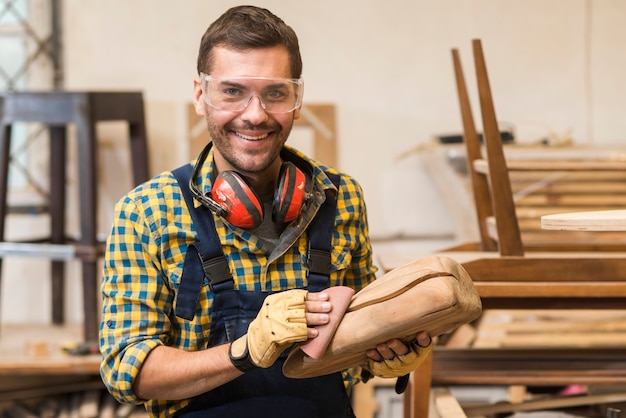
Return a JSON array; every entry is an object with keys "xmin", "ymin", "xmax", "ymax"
[{"xmin": 197, "ymin": 5, "xmax": 303, "ymax": 78}]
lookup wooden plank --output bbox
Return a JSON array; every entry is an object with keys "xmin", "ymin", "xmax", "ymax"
[
  {"xmin": 514, "ymin": 182, "xmax": 626, "ymax": 194},
  {"xmin": 474, "ymin": 309, "xmax": 626, "ymax": 348},
  {"xmin": 508, "ymin": 160, "xmax": 626, "ymax": 171},
  {"xmin": 477, "ymin": 332, "xmax": 626, "ymax": 348},
  {"xmin": 0, "ymin": 324, "xmax": 100, "ymax": 376},
  {"xmin": 463, "ymin": 391, "xmax": 626, "ymax": 417},
  {"xmin": 482, "ymin": 309, "xmax": 626, "ymax": 321},
  {"xmin": 542, "ymin": 209, "xmax": 626, "ymax": 231},
  {"xmin": 511, "ymin": 170, "xmax": 626, "ymax": 182},
  {"xmin": 518, "ymin": 194, "xmax": 626, "ymax": 206},
  {"xmin": 475, "ymin": 282, "xmax": 626, "ymax": 297},
  {"xmin": 430, "ymin": 348, "xmax": 626, "ymax": 386},
  {"xmin": 475, "ymin": 157, "xmax": 626, "ymax": 173},
  {"xmin": 480, "ymin": 316, "xmax": 626, "ymax": 333},
  {"xmin": 296, "ymin": 104, "xmax": 337, "ymax": 167}
]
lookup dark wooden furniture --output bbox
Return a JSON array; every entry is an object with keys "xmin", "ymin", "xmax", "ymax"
[{"xmin": 0, "ymin": 91, "xmax": 150, "ymax": 341}]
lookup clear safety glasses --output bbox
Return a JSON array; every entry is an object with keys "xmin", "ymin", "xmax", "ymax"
[{"xmin": 200, "ymin": 73, "xmax": 304, "ymax": 114}]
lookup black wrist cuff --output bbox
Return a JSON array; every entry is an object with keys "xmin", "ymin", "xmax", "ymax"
[{"xmin": 229, "ymin": 341, "xmax": 257, "ymax": 373}]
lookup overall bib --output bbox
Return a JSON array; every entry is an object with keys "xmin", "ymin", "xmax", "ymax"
[{"xmin": 172, "ymin": 164, "xmax": 355, "ymax": 418}]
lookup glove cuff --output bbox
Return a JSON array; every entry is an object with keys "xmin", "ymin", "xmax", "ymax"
[{"xmin": 229, "ymin": 337, "xmax": 257, "ymax": 373}]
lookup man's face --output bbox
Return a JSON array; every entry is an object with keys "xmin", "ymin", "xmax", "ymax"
[{"xmin": 193, "ymin": 45, "xmax": 301, "ymax": 181}]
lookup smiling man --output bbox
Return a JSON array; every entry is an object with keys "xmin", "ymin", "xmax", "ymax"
[{"xmin": 99, "ymin": 6, "xmax": 431, "ymax": 417}]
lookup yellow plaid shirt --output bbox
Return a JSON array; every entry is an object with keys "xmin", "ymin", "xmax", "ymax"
[{"xmin": 99, "ymin": 145, "xmax": 377, "ymax": 417}]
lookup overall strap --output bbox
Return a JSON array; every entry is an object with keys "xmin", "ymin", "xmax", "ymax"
[
  {"xmin": 172, "ymin": 164, "xmax": 233, "ymax": 320},
  {"xmin": 307, "ymin": 173, "xmax": 341, "ymax": 292}
]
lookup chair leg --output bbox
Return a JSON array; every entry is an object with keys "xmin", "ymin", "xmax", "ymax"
[
  {"xmin": 49, "ymin": 126, "xmax": 66, "ymax": 325},
  {"xmin": 129, "ymin": 120, "xmax": 150, "ymax": 184},
  {"xmin": 472, "ymin": 39, "xmax": 524, "ymax": 256},
  {"xmin": 451, "ymin": 48, "xmax": 498, "ymax": 252},
  {"xmin": 404, "ymin": 349, "xmax": 433, "ymax": 417},
  {"xmin": 0, "ymin": 124, "xmax": 11, "ymax": 335},
  {"xmin": 75, "ymin": 98, "xmax": 99, "ymax": 342},
  {"xmin": 82, "ymin": 260, "xmax": 99, "ymax": 342}
]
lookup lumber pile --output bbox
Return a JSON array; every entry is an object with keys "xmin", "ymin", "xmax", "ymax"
[
  {"xmin": 437, "ymin": 309, "xmax": 626, "ymax": 417},
  {"xmin": 473, "ymin": 309, "xmax": 626, "ymax": 349}
]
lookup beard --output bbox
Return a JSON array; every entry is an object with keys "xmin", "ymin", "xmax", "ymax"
[{"xmin": 205, "ymin": 116, "xmax": 294, "ymax": 176}]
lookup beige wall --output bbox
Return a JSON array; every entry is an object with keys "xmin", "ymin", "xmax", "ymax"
[
  {"xmin": 61, "ymin": 0, "xmax": 626, "ymax": 238},
  {"xmin": 4, "ymin": 0, "xmax": 626, "ymax": 323}
]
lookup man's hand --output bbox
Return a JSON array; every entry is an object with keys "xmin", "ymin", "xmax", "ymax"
[
  {"xmin": 364, "ymin": 331, "xmax": 432, "ymax": 378},
  {"xmin": 303, "ymin": 290, "xmax": 333, "ymax": 338},
  {"xmin": 229, "ymin": 289, "xmax": 310, "ymax": 370}
]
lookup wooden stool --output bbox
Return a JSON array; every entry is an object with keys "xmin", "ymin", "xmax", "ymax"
[{"xmin": 0, "ymin": 91, "xmax": 150, "ymax": 342}]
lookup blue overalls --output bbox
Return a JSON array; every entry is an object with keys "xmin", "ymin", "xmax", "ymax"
[{"xmin": 171, "ymin": 163, "xmax": 355, "ymax": 418}]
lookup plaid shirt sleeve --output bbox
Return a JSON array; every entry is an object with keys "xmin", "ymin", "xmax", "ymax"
[
  {"xmin": 330, "ymin": 170, "xmax": 377, "ymax": 291},
  {"xmin": 99, "ymin": 173, "xmax": 195, "ymax": 412}
]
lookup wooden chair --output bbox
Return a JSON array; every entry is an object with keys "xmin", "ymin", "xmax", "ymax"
[
  {"xmin": 451, "ymin": 42, "xmax": 626, "ymax": 254},
  {"xmin": 397, "ymin": 39, "xmax": 626, "ymax": 417},
  {"xmin": 442, "ymin": 38, "xmax": 626, "ymax": 306}
]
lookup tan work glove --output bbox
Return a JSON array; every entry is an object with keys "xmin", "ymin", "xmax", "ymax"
[
  {"xmin": 229, "ymin": 289, "xmax": 309, "ymax": 371},
  {"xmin": 366, "ymin": 340, "xmax": 433, "ymax": 378}
]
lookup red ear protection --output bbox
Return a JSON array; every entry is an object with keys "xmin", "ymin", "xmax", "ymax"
[
  {"xmin": 273, "ymin": 162, "xmax": 308, "ymax": 225},
  {"xmin": 210, "ymin": 161, "xmax": 308, "ymax": 229},
  {"xmin": 212, "ymin": 172, "xmax": 264, "ymax": 229}
]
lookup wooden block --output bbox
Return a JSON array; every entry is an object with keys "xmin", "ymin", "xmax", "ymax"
[
  {"xmin": 432, "ymin": 388, "xmax": 467, "ymax": 418},
  {"xmin": 25, "ymin": 341, "xmax": 49, "ymax": 358},
  {"xmin": 443, "ymin": 323, "xmax": 477, "ymax": 348},
  {"xmin": 507, "ymin": 385, "xmax": 527, "ymax": 404}
]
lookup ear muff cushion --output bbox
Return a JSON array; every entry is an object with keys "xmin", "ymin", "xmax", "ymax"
[
  {"xmin": 212, "ymin": 171, "xmax": 264, "ymax": 229},
  {"xmin": 273, "ymin": 162, "xmax": 307, "ymax": 224}
]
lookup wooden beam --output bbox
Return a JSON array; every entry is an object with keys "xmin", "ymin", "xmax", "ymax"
[{"xmin": 464, "ymin": 391, "xmax": 626, "ymax": 417}]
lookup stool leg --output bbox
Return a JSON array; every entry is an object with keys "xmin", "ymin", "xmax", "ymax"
[
  {"xmin": 129, "ymin": 120, "xmax": 149, "ymax": 184},
  {"xmin": 49, "ymin": 126, "xmax": 66, "ymax": 325},
  {"xmin": 0, "ymin": 124, "xmax": 11, "ymax": 334},
  {"xmin": 81, "ymin": 260, "xmax": 99, "ymax": 342},
  {"xmin": 75, "ymin": 106, "xmax": 99, "ymax": 342}
]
